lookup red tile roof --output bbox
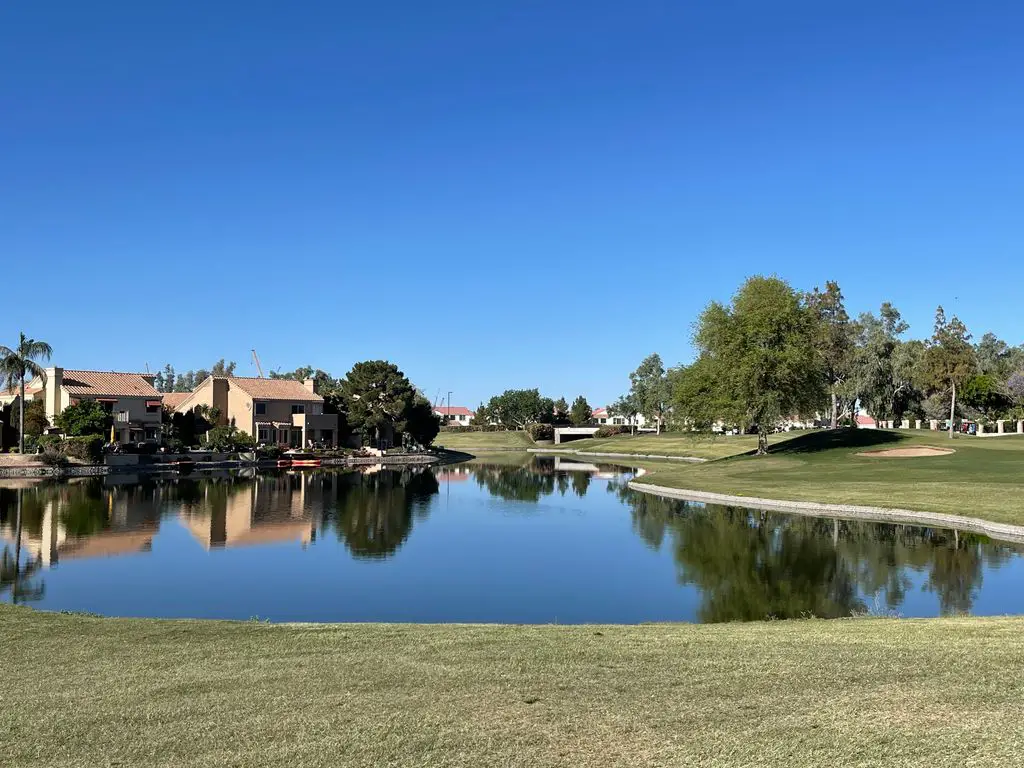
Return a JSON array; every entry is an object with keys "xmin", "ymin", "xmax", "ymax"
[
  {"xmin": 592, "ymin": 407, "xmax": 608, "ymax": 417},
  {"xmin": 227, "ymin": 377, "xmax": 324, "ymax": 402},
  {"xmin": 434, "ymin": 406, "xmax": 474, "ymax": 417},
  {"xmin": 60, "ymin": 370, "xmax": 161, "ymax": 399},
  {"xmin": 856, "ymin": 415, "xmax": 876, "ymax": 426},
  {"xmin": 161, "ymin": 392, "xmax": 191, "ymax": 409}
]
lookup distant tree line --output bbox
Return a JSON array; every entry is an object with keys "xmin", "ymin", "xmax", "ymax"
[{"xmin": 634, "ymin": 275, "xmax": 1024, "ymax": 453}]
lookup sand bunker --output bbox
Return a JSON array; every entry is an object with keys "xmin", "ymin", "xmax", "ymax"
[{"xmin": 856, "ymin": 446, "xmax": 955, "ymax": 458}]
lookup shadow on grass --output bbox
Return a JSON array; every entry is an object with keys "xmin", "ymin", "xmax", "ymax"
[{"xmin": 768, "ymin": 428, "xmax": 903, "ymax": 456}]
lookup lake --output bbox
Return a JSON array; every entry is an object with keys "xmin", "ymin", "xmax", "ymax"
[{"xmin": 3, "ymin": 457, "xmax": 1023, "ymax": 623}]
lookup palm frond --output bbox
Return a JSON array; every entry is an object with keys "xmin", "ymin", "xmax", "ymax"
[{"xmin": 21, "ymin": 339, "xmax": 53, "ymax": 362}]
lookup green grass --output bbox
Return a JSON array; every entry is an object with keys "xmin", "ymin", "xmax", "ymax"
[
  {"xmin": 434, "ymin": 429, "xmax": 536, "ymax": 451},
  {"xmin": 547, "ymin": 431, "xmax": 785, "ymax": 459},
  {"xmin": 635, "ymin": 429, "xmax": 1024, "ymax": 524},
  {"xmin": 3, "ymin": 605, "xmax": 1024, "ymax": 767}
]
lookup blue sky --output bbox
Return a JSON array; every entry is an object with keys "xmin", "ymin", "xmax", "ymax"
[{"xmin": 3, "ymin": 2, "xmax": 1023, "ymax": 408}]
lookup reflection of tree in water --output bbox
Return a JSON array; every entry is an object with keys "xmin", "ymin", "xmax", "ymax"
[
  {"xmin": 327, "ymin": 469, "xmax": 439, "ymax": 559},
  {"xmin": 570, "ymin": 472, "xmax": 591, "ymax": 498},
  {"xmin": 470, "ymin": 465, "xmax": 557, "ymax": 504},
  {"xmin": 609, "ymin": 481, "xmax": 1019, "ymax": 621}
]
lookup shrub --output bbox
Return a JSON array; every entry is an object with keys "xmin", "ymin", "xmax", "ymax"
[
  {"xmin": 39, "ymin": 447, "xmax": 69, "ymax": 467},
  {"xmin": 205, "ymin": 426, "xmax": 256, "ymax": 452},
  {"xmin": 595, "ymin": 425, "xmax": 630, "ymax": 438},
  {"xmin": 527, "ymin": 423, "xmax": 554, "ymax": 442}
]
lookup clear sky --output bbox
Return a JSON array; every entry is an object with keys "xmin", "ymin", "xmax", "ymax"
[{"xmin": 3, "ymin": 2, "xmax": 1023, "ymax": 408}]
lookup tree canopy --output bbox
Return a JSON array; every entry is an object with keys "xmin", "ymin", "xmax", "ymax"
[
  {"xmin": 569, "ymin": 396, "xmax": 592, "ymax": 426},
  {"xmin": 677, "ymin": 276, "xmax": 823, "ymax": 453},
  {"xmin": 338, "ymin": 361, "xmax": 417, "ymax": 445}
]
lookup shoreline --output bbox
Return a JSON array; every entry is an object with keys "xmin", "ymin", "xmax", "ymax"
[
  {"xmin": 0, "ymin": 453, "xmax": 439, "ymax": 479},
  {"xmin": 530, "ymin": 448, "xmax": 707, "ymax": 463},
  {"xmin": 628, "ymin": 480, "xmax": 1024, "ymax": 545}
]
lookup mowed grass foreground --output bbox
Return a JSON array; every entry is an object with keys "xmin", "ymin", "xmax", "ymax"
[
  {"xmin": 3, "ymin": 606, "xmax": 1024, "ymax": 767},
  {"xmin": 635, "ymin": 429, "xmax": 1024, "ymax": 524}
]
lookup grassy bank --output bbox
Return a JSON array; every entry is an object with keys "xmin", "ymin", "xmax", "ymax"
[
  {"xmin": 3, "ymin": 605, "xmax": 1024, "ymax": 767},
  {"xmin": 634, "ymin": 429, "xmax": 1024, "ymax": 524},
  {"xmin": 434, "ymin": 430, "xmax": 535, "ymax": 451},
  {"xmin": 546, "ymin": 431, "xmax": 782, "ymax": 459}
]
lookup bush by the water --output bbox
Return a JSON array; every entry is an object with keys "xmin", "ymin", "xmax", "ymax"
[
  {"xmin": 36, "ymin": 434, "xmax": 104, "ymax": 462},
  {"xmin": 527, "ymin": 423, "xmax": 554, "ymax": 442},
  {"xmin": 595, "ymin": 425, "xmax": 630, "ymax": 438}
]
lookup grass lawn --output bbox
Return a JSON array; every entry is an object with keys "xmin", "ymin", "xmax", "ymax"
[
  {"xmin": 635, "ymin": 429, "xmax": 1024, "ymax": 524},
  {"xmin": 3, "ymin": 605, "xmax": 1024, "ymax": 767},
  {"xmin": 547, "ymin": 431, "xmax": 788, "ymax": 459},
  {"xmin": 434, "ymin": 430, "xmax": 535, "ymax": 451}
]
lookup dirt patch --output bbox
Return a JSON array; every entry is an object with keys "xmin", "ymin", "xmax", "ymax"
[{"xmin": 856, "ymin": 446, "xmax": 955, "ymax": 458}]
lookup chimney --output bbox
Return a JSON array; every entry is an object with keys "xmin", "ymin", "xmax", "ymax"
[
  {"xmin": 303, "ymin": 378, "xmax": 316, "ymax": 394},
  {"xmin": 45, "ymin": 367, "xmax": 63, "ymax": 424}
]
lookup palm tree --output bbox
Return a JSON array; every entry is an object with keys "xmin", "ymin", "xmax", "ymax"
[{"xmin": 0, "ymin": 333, "xmax": 54, "ymax": 453}]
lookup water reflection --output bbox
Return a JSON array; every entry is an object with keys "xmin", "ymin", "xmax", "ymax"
[
  {"xmin": 610, "ymin": 479, "xmax": 1016, "ymax": 620},
  {"xmin": 1, "ymin": 461, "xmax": 1022, "ymax": 623}
]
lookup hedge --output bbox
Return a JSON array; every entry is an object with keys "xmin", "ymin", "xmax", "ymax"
[
  {"xmin": 36, "ymin": 434, "xmax": 104, "ymax": 462},
  {"xmin": 595, "ymin": 425, "xmax": 630, "ymax": 438}
]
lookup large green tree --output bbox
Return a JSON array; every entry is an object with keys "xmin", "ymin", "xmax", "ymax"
[
  {"xmin": 0, "ymin": 332, "xmax": 54, "ymax": 453},
  {"xmin": 569, "ymin": 395, "xmax": 593, "ymax": 426},
  {"xmin": 629, "ymin": 354, "xmax": 670, "ymax": 434},
  {"xmin": 402, "ymin": 399, "xmax": 442, "ymax": 447},
  {"xmin": 805, "ymin": 281, "xmax": 855, "ymax": 428},
  {"xmin": 682, "ymin": 277, "xmax": 823, "ymax": 453},
  {"xmin": 484, "ymin": 389, "xmax": 550, "ymax": 430},
  {"xmin": 920, "ymin": 307, "xmax": 977, "ymax": 438},
  {"xmin": 851, "ymin": 304, "xmax": 915, "ymax": 427},
  {"xmin": 338, "ymin": 361, "xmax": 417, "ymax": 445}
]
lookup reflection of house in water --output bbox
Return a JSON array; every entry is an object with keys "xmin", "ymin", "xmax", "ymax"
[
  {"xmin": 0, "ymin": 482, "xmax": 162, "ymax": 567},
  {"xmin": 178, "ymin": 472, "xmax": 341, "ymax": 549},
  {"xmin": 435, "ymin": 466, "xmax": 472, "ymax": 483}
]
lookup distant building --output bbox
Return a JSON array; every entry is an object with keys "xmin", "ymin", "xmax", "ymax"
[
  {"xmin": 855, "ymin": 414, "xmax": 877, "ymax": 429},
  {"xmin": 591, "ymin": 407, "xmax": 647, "ymax": 429},
  {"xmin": 435, "ymin": 405, "xmax": 474, "ymax": 425}
]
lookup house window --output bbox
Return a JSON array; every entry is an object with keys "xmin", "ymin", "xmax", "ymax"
[
  {"xmin": 258, "ymin": 429, "xmax": 269, "ymax": 441},
  {"xmin": 255, "ymin": 402, "xmax": 266, "ymax": 415},
  {"xmin": 291, "ymin": 404, "xmax": 305, "ymax": 415},
  {"xmin": 146, "ymin": 403, "xmax": 159, "ymax": 414}
]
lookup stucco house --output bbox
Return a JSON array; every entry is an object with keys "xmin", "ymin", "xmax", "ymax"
[
  {"xmin": 434, "ymin": 405, "xmax": 474, "ymax": 425},
  {"xmin": 591, "ymin": 407, "xmax": 647, "ymax": 429},
  {"xmin": 25, "ymin": 368, "xmax": 164, "ymax": 445},
  {"xmin": 171, "ymin": 376, "xmax": 339, "ymax": 448}
]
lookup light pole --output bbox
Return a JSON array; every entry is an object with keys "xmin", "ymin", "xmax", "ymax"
[{"xmin": 447, "ymin": 391, "xmax": 452, "ymax": 424}]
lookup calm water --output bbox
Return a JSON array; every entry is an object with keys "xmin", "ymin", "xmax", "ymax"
[{"xmin": 3, "ymin": 457, "xmax": 1024, "ymax": 623}]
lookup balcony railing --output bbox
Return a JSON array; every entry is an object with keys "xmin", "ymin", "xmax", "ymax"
[{"xmin": 115, "ymin": 411, "xmax": 130, "ymax": 423}]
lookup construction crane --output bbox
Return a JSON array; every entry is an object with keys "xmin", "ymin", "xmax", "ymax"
[{"xmin": 251, "ymin": 349, "xmax": 265, "ymax": 378}]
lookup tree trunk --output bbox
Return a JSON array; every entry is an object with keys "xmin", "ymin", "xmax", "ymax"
[
  {"xmin": 948, "ymin": 380, "xmax": 956, "ymax": 439},
  {"xmin": 18, "ymin": 374, "xmax": 25, "ymax": 454},
  {"xmin": 830, "ymin": 389, "xmax": 838, "ymax": 430},
  {"xmin": 757, "ymin": 428, "xmax": 768, "ymax": 455}
]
